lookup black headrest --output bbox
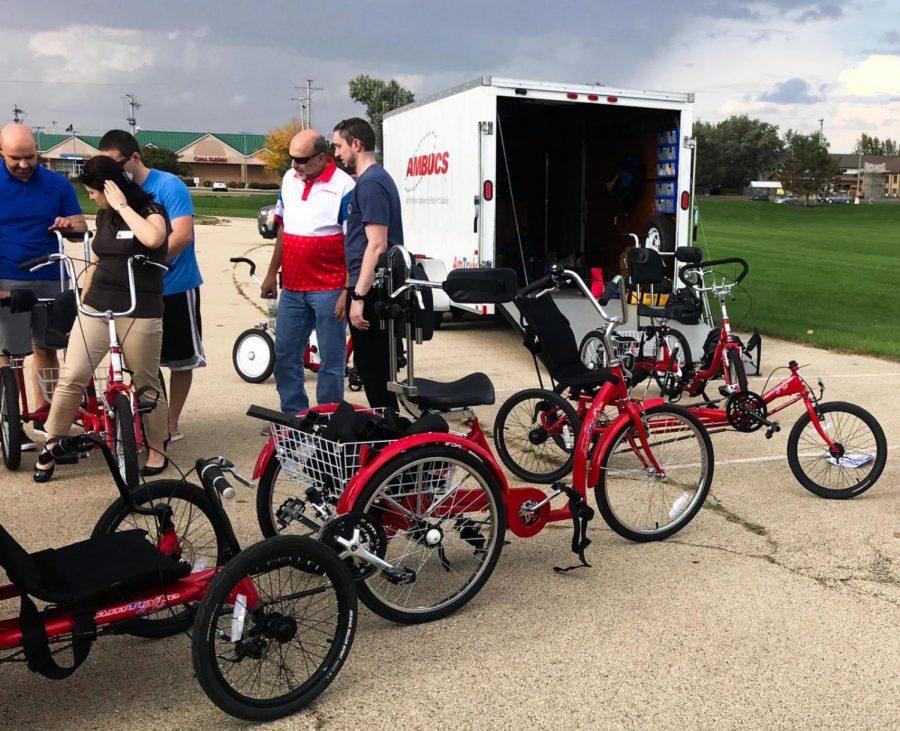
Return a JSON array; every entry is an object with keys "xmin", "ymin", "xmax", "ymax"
[
  {"xmin": 675, "ymin": 246, "xmax": 702, "ymax": 264},
  {"xmin": 625, "ymin": 247, "xmax": 667, "ymax": 285},
  {"xmin": 443, "ymin": 268, "xmax": 517, "ymax": 304}
]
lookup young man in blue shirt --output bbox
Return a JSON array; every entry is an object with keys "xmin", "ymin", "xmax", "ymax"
[
  {"xmin": 98, "ymin": 130, "xmax": 204, "ymax": 441},
  {"xmin": 332, "ymin": 118, "xmax": 404, "ymax": 411},
  {"xmin": 0, "ymin": 124, "xmax": 86, "ymax": 442}
]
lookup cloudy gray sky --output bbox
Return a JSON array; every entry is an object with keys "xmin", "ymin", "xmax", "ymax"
[{"xmin": 1, "ymin": 0, "xmax": 898, "ymax": 151}]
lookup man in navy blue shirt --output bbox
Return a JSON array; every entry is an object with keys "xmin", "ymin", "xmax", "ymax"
[
  {"xmin": 0, "ymin": 124, "xmax": 85, "ymax": 438},
  {"xmin": 332, "ymin": 117, "xmax": 404, "ymax": 410}
]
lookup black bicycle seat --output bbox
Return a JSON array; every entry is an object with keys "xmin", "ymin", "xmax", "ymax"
[{"xmin": 405, "ymin": 372, "xmax": 495, "ymax": 411}]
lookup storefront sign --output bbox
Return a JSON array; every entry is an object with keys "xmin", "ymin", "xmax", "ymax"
[{"xmin": 193, "ymin": 155, "xmax": 227, "ymax": 162}]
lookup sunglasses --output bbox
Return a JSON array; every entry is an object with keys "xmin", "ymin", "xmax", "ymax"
[{"xmin": 291, "ymin": 152, "xmax": 324, "ymax": 165}]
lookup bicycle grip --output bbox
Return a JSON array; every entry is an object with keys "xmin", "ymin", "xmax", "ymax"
[
  {"xmin": 229, "ymin": 257, "xmax": 256, "ymax": 277},
  {"xmin": 518, "ymin": 274, "xmax": 554, "ymax": 297},
  {"xmin": 199, "ymin": 462, "xmax": 235, "ymax": 500}
]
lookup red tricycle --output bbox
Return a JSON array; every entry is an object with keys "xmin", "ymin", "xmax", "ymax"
[{"xmin": 249, "ymin": 248, "xmax": 715, "ymax": 625}]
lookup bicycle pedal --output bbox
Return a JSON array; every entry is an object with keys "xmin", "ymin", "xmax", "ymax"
[
  {"xmin": 381, "ymin": 566, "xmax": 416, "ymax": 585},
  {"xmin": 136, "ymin": 401, "xmax": 157, "ymax": 414}
]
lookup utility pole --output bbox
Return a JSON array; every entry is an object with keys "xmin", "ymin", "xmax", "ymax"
[
  {"xmin": 855, "ymin": 150, "xmax": 862, "ymax": 205},
  {"xmin": 289, "ymin": 90, "xmax": 307, "ymax": 126},
  {"xmin": 124, "ymin": 93, "xmax": 141, "ymax": 135},
  {"xmin": 292, "ymin": 80, "xmax": 323, "ymax": 128},
  {"xmin": 12, "ymin": 104, "xmax": 24, "ymax": 123},
  {"xmin": 818, "ymin": 118, "xmax": 824, "ymax": 136}
]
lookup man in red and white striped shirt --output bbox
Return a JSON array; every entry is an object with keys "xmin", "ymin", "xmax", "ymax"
[{"xmin": 261, "ymin": 129, "xmax": 355, "ymax": 415}]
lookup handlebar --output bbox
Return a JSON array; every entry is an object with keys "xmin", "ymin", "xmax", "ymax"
[
  {"xmin": 229, "ymin": 257, "xmax": 256, "ymax": 277},
  {"xmin": 679, "ymin": 257, "xmax": 749, "ymax": 287},
  {"xmin": 518, "ymin": 274, "xmax": 556, "ymax": 297},
  {"xmin": 196, "ymin": 457, "xmax": 252, "ymax": 501},
  {"xmin": 18, "ymin": 255, "xmax": 52, "ymax": 272}
]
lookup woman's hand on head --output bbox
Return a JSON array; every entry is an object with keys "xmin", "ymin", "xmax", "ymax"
[{"xmin": 104, "ymin": 180, "xmax": 128, "ymax": 210}]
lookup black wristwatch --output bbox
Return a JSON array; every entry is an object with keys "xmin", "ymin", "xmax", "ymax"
[{"xmin": 349, "ymin": 289, "xmax": 366, "ymax": 302}]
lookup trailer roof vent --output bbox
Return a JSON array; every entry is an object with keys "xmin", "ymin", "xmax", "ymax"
[{"xmin": 514, "ymin": 87, "xmax": 528, "ymax": 96}]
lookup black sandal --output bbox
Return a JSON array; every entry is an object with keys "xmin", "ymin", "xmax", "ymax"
[{"xmin": 33, "ymin": 442, "xmax": 69, "ymax": 483}]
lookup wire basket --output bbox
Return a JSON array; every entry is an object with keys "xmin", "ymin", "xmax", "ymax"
[
  {"xmin": 37, "ymin": 366, "xmax": 112, "ymax": 405},
  {"xmin": 270, "ymin": 409, "xmax": 397, "ymax": 500},
  {"xmin": 610, "ymin": 331, "xmax": 641, "ymax": 359}
]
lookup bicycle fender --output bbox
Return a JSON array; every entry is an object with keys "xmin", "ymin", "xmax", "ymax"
[
  {"xmin": 587, "ymin": 398, "xmax": 664, "ymax": 488},
  {"xmin": 336, "ymin": 433, "xmax": 509, "ymax": 514},
  {"xmin": 253, "ymin": 438, "xmax": 276, "ymax": 480}
]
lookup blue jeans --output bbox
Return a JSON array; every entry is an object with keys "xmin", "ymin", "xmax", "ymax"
[{"xmin": 274, "ymin": 289, "xmax": 345, "ymax": 415}]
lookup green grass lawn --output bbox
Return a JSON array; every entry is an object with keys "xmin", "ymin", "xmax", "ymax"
[
  {"xmin": 696, "ymin": 199, "xmax": 900, "ymax": 361},
  {"xmin": 73, "ymin": 183, "xmax": 276, "ymax": 218}
]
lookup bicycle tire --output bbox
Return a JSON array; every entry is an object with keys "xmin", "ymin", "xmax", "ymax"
[
  {"xmin": 233, "ymin": 328, "xmax": 275, "ymax": 384},
  {"xmin": 350, "ymin": 445, "xmax": 506, "ymax": 624},
  {"xmin": 92, "ymin": 479, "xmax": 229, "ymax": 637},
  {"xmin": 786, "ymin": 401, "xmax": 887, "ymax": 499},
  {"xmin": 594, "ymin": 404, "xmax": 713, "ymax": 542},
  {"xmin": 112, "ymin": 393, "xmax": 140, "ymax": 489},
  {"xmin": 192, "ymin": 535, "xmax": 356, "ymax": 721},
  {"xmin": 579, "ymin": 330, "xmax": 611, "ymax": 370},
  {"xmin": 651, "ymin": 328, "xmax": 692, "ymax": 399},
  {"xmin": 727, "ymin": 348, "xmax": 748, "ymax": 392},
  {"xmin": 493, "ymin": 388, "xmax": 581, "ymax": 484},
  {"xmin": 0, "ymin": 366, "xmax": 23, "ymax": 470}
]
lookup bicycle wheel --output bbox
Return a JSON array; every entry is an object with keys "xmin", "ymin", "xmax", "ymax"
[
  {"xmin": 256, "ymin": 456, "xmax": 330, "ymax": 538},
  {"xmin": 595, "ymin": 404, "xmax": 713, "ymax": 542},
  {"xmin": 579, "ymin": 330, "xmax": 610, "ymax": 370},
  {"xmin": 0, "ymin": 366, "xmax": 22, "ymax": 470},
  {"xmin": 650, "ymin": 328, "xmax": 692, "ymax": 398},
  {"xmin": 350, "ymin": 445, "xmax": 505, "ymax": 624},
  {"xmin": 493, "ymin": 388, "xmax": 581, "ymax": 483},
  {"xmin": 112, "ymin": 393, "xmax": 140, "ymax": 489},
  {"xmin": 92, "ymin": 479, "xmax": 228, "ymax": 637},
  {"xmin": 727, "ymin": 349, "xmax": 748, "ymax": 392},
  {"xmin": 192, "ymin": 536, "xmax": 356, "ymax": 722},
  {"xmin": 233, "ymin": 328, "xmax": 275, "ymax": 384},
  {"xmin": 787, "ymin": 401, "xmax": 887, "ymax": 499}
]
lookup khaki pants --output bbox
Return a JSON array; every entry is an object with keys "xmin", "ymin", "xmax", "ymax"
[{"xmin": 45, "ymin": 310, "xmax": 168, "ymax": 445}]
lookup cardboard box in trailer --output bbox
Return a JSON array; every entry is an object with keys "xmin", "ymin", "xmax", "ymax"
[{"xmin": 383, "ymin": 76, "xmax": 707, "ymax": 348}]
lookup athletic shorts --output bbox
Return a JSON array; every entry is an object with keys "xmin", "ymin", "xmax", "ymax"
[
  {"xmin": 160, "ymin": 287, "xmax": 206, "ymax": 370},
  {"xmin": 0, "ymin": 279, "xmax": 65, "ymax": 355}
]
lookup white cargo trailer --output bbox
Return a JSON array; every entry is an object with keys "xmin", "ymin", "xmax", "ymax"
[{"xmin": 383, "ymin": 76, "xmax": 708, "ymax": 350}]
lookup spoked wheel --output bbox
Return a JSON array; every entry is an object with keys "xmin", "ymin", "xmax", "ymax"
[
  {"xmin": 192, "ymin": 536, "xmax": 356, "ymax": 722},
  {"xmin": 595, "ymin": 405, "xmax": 713, "ymax": 542},
  {"xmin": 493, "ymin": 388, "xmax": 581, "ymax": 483},
  {"xmin": 726, "ymin": 349, "xmax": 748, "ymax": 392},
  {"xmin": 649, "ymin": 328, "xmax": 692, "ymax": 399},
  {"xmin": 0, "ymin": 366, "xmax": 23, "ymax": 470},
  {"xmin": 92, "ymin": 479, "xmax": 228, "ymax": 637},
  {"xmin": 579, "ymin": 330, "xmax": 611, "ymax": 370},
  {"xmin": 256, "ymin": 457, "xmax": 333, "ymax": 538},
  {"xmin": 112, "ymin": 393, "xmax": 140, "ymax": 489},
  {"xmin": 787, "ymin": 401, "xmax": 887, "ymax": 499},
  {"xmin": 350, "ymin": 446, "xmax": 506, "ymax": 624},
  {"xmin": 233, "ymin": 328, "xmax": 275, "ymax": 384}
]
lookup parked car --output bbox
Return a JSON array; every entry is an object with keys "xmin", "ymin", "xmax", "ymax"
[
  {"xmin": 212, "ymin": 180, "xmax": 228, "ymax": 192},
  {"xmin": 750, "ymin": 194, "xmax": 770, "ymax": 201},
  {"xmin": 258, "ymin": 203, "xmax": 277, "ymax": 239},
  {"xmin": 772, "ymin": 196, "xmax": 803, "ymax": 205},
  {"xmin": 827, "ymin": 194, "xmax": 854, "ymax": 204}
]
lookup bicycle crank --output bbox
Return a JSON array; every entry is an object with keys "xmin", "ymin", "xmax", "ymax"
[
  {"xmin": 321, "ymin": 513, "xmax": 417, "ymax": 585},
  {"xmin": 725, "ymin": 391, "xmax": 769, "ymax": 433}
]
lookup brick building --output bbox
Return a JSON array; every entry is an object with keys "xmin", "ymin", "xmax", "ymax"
[{"xmin": 34, "ymin": 129, "xmax": 278, "ymax": 186}]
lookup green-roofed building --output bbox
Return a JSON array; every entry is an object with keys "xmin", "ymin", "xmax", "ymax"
[{"xmin": 36, "ymin": 129, "xmax": 276, "ymax": 185}]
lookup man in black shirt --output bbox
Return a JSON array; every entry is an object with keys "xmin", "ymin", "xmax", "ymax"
[{"xmin": 332, "ymin": 118, "xmax": 404, "ymax": 410}]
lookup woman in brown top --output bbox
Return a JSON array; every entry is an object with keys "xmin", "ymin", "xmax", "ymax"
[{"xmin": 35, "ymin": 156, "xmax": 170, "ymax": 482}]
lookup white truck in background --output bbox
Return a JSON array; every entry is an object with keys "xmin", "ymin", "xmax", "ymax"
[{"xmin": 383, "ymin": 76, "xmax": 702, "ymax": 346}]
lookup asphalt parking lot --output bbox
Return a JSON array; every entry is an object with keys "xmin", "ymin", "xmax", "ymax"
[{"xmin": 1, "ymin": 218, "xmax": 896, "ymax": 730}]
